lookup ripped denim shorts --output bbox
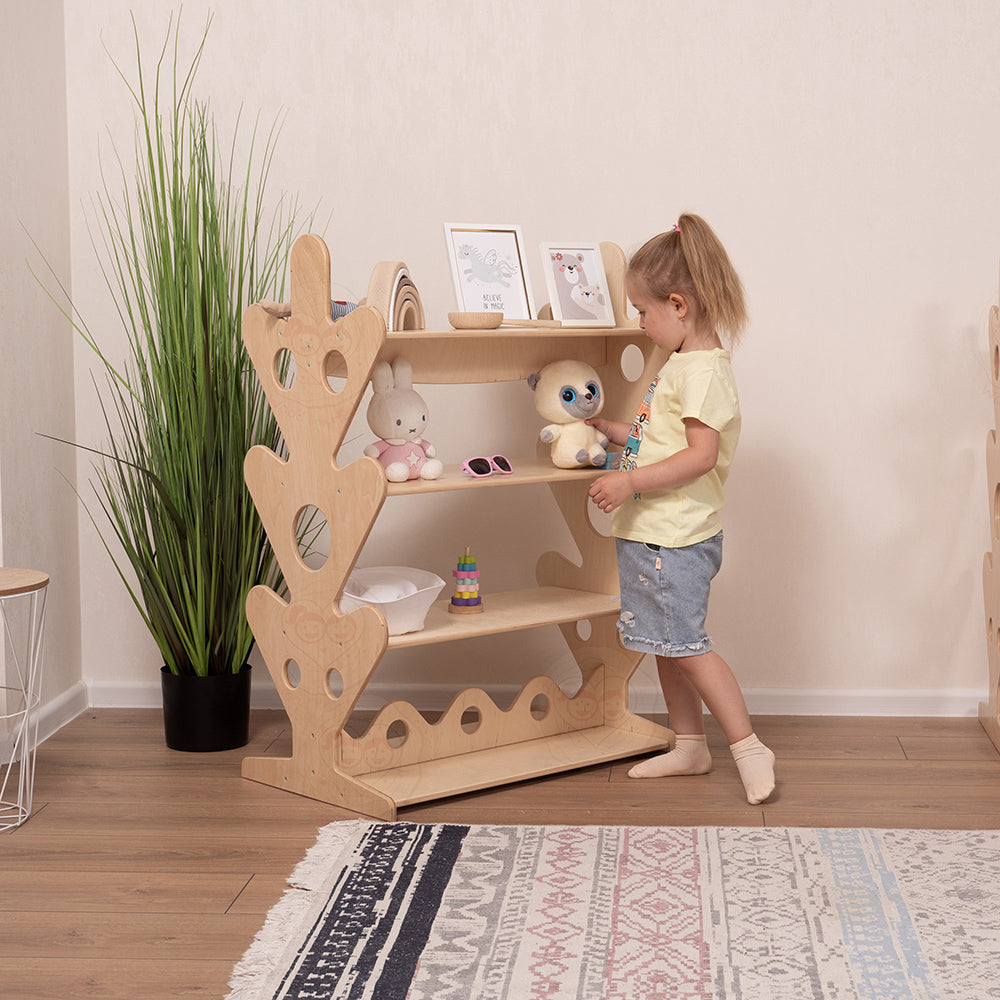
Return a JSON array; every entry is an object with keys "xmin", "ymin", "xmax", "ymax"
[{"xmin": 615, "ymin": 532, "xmax": 723, "ymax": 657}]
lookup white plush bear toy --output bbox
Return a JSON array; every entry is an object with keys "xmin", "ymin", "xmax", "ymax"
[
  {"xmin": 527, "ymin": 359, "xmax": 609, "ymax": 469},
  {"xmin": 364, "ymin": 357, "xmax": 444, "ymax": 482}
]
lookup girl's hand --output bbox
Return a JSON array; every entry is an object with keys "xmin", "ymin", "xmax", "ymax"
[
  {"xmin": 588, "ymin": 470, "xmax": 634, "ymax": 513},
  {"xmin": 586, "ymin": 417, "xmax": 629, "ymax": 447}
]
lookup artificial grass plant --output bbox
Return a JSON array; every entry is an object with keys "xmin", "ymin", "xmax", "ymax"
[{"xmin": 55, "ymin": 14, "xmax": 306, "ymax": 676}]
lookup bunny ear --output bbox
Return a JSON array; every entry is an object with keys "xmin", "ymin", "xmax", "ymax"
[
  {"xmin": 391, "ymin": 357, "xmax": 413, "ymax": 389},
  {"xmin": 371, "ymin": 361, "xmax": 394, "ymax": 393}
]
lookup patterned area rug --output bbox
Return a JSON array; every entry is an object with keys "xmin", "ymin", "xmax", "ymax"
[{"xmin": 227, "ymin": 821, "xmax": 1000, "ymax": 1000}]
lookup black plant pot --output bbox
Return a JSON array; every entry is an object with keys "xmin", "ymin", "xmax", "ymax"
[{"xmin": 160, "ymin": 664, "xmax": 252, "ymax": 752}]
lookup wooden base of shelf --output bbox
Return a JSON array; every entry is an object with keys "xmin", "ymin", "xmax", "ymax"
[
  {"xmin": 358, "ymin": 724, "xmax": 672, "ymax": 809},
  {"xmin": 243, "ymin": 713, "xmax": 674, "ymax": 821}
]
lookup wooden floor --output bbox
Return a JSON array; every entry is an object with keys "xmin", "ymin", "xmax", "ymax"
[{"xmin": 2, "ymin": 709, "xmax": 999, "ymax": 999}]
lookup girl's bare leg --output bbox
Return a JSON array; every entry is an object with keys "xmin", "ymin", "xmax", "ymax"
[
  {"xmin": 630, "ymin": 652, "xmax": 775, "ymax": 804},
  {"xmin": 672, "ymin": 650, "xmax": 752, "ymax": 744},
  {"xmin": 628, "ymin": 657, "xmax": 712, "ymax": 777}
]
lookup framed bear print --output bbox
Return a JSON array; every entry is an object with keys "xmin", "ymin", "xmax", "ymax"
[
  {"xmin": 540, "ymin": 242, "xmax": 615, "ymax": 327},
  {"xmin": 541, "ymin": 243, "xmax": 615, "ymax": 326}
]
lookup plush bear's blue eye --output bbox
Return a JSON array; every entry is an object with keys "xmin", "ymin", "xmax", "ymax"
[
  {"xmin": 586, "ymin": 382, "xmax": 599, "ymax": 397},
  {"xmin": 561, "ymin": 388, "xmax": 577, "ymax": 403}
]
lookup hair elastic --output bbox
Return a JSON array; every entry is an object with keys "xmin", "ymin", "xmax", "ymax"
[{"xmin": 672, "ymin": 223, "xmax": 681, "ymax": 232}]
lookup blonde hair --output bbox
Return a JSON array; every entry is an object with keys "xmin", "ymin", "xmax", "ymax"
[{"xmin": 627, "ymin": 213, "xmax": 748, "ymax": 347}]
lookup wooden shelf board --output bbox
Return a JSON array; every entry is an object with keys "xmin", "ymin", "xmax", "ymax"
[
  {"xmin": 358, "ymin": 724, "xmax": 671, "ymax": 807},
  {"xmin": 386, "ymin": 459, "xmax": 606, "ymax": 496},
  {"xmin": 387, "ymin": 326, "xmax": 640, "ymax": 341},
  {"xmin": 380, "ymin": 327, "xmax": 644, "ymax": 384},
  {"xmin": 388, "ymin": 586, "xmax": 619, "ymax": 648}
]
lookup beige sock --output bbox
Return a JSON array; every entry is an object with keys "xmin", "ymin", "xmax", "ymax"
[
  {"xmin": 730, "ymin": 733, "xmax": 776, "ymax": 804},
  {"xmin": 628, "ymin": 734, "xmax": 713, "ymax": 779}
]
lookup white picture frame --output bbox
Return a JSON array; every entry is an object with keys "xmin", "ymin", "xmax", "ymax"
[
  {"xmin": 444, "ymin": 223, "xmax": 535, "ymax": 319},
  {"xmin": 539, "ymin": 242, "xmax": 615, "ymax": 327}
]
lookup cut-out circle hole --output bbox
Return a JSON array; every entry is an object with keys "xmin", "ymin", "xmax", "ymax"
[
  {"xmin": 530, "ymin": 694, "xmax": 550, "ymax": 720},
  {"xmin": 295, "ymin": 505, "xmax": 329, "ymax": 569},
  {"xmin": 324, "ymin": 350, "xmax": 348, "ymax": 394},
  {"xmin": 326, "ymin": 668, "xmax": 344, "ymax": 699},
  {"xmin": 284, "ymin": 659, "xmax": 301, "ymax": 689},
  {"xmin": 275, "ymin": 348, "xmax": 296, "ymax": 389},
  {"xmin": 386, "ymin": 719, "xmax": 408, "ymax": 749},
  {"xmin": 461, "ymin": 707, "xmax": 481, "ymax": 734},
  {"xmin": 619, "ymin": 342, "xmax": 645, "ymax": 383}
]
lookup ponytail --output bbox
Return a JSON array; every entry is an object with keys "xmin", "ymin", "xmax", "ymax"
[{"xmin": 628, "ymin": 213, "xmax": 748, "ymax": 346}]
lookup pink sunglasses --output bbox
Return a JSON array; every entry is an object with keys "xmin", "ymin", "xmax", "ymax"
[{"xmin": 461, "ymin": 455, "xmax": 513, "ymax": 478}]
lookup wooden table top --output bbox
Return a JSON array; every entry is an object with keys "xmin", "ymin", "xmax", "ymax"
[{"xmin": 0, "ymin": 567, "xmax": 50, "ymax": 597}]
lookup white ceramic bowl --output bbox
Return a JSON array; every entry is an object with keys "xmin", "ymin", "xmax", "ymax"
[{"xmin": 339, "ymin": 566, "xmax": 446, "ymax": 635}]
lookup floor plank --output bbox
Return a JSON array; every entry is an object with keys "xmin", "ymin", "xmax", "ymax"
[
  {"xmin": 0, "ymin": 832, "xmax": 328, "ymax": 874},
  {"xmin": 0, "ymin": 911, "xmax": 264, "ymax": 960},
  {"xmin": 0, "ymin": 959, "xmax": 235, "ymax": 1000},
  {"xmin": 0, "ymin": 870, "xmax": 251, "ymax": 913}
]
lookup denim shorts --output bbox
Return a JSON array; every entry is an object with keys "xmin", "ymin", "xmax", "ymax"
[{"xmin": 615, "ymin": 532, "xmax": 723, "ymax": 657}]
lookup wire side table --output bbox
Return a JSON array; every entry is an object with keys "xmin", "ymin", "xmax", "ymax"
[{"xmin": 1, "ymin": 568, "xmax": 49, "ymax": 831}]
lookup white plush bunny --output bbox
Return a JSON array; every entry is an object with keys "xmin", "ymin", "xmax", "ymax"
[{"xmin": 364, "ymin": 357, "xmax": 443, "ymax": 482}]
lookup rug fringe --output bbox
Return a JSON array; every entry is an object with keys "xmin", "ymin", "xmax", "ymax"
[
  {"xmin": 226, "ymin": 818, "xmax": 370, "ymax": 1000},
  {"xmin": 288, "ymin": 817, "xmax": 369, "ymax": 889}
]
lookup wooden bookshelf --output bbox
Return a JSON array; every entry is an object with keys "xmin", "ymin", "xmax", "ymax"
[{"xmin": 239, "ymin": 233, "xmax": 674, "ymax": 819}]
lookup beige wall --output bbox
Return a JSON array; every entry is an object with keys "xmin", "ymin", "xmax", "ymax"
[
  {"xmin": 51, "ymin": 0, "xmax": 1000, "ymax": 715},
  {"xmin": 0, "ymin": 2, "xmax": 84, "ymax": 732}
]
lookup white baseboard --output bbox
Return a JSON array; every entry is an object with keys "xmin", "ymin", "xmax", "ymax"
[
  {"xmin": 38, "ymin": 681, "xmax": 89, "ymax": 741},
  {"xmin": 1, "ymin": 681, "xmax": 90, "ymax": 758},
  {"xmin": 81, "ymin": 678, "xmax": 989, "ymax": 719},
  {"xmin": 739, "ymin": 687, "xmax": 988, "ymax": 719}
]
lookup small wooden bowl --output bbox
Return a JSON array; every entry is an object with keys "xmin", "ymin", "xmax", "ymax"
[{"xmin": 448, "ymin": 311, "xmax": 503, "ymax": 330}]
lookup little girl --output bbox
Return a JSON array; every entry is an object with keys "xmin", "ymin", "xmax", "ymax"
[{"xmin": 587, "ymin": 213, "xmax": 775, "ymax": 805}]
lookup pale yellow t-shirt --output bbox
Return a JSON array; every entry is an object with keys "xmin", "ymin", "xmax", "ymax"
[{"xmin": 612, "ymin": 348, "xmax": 740, "ymax": 548}]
